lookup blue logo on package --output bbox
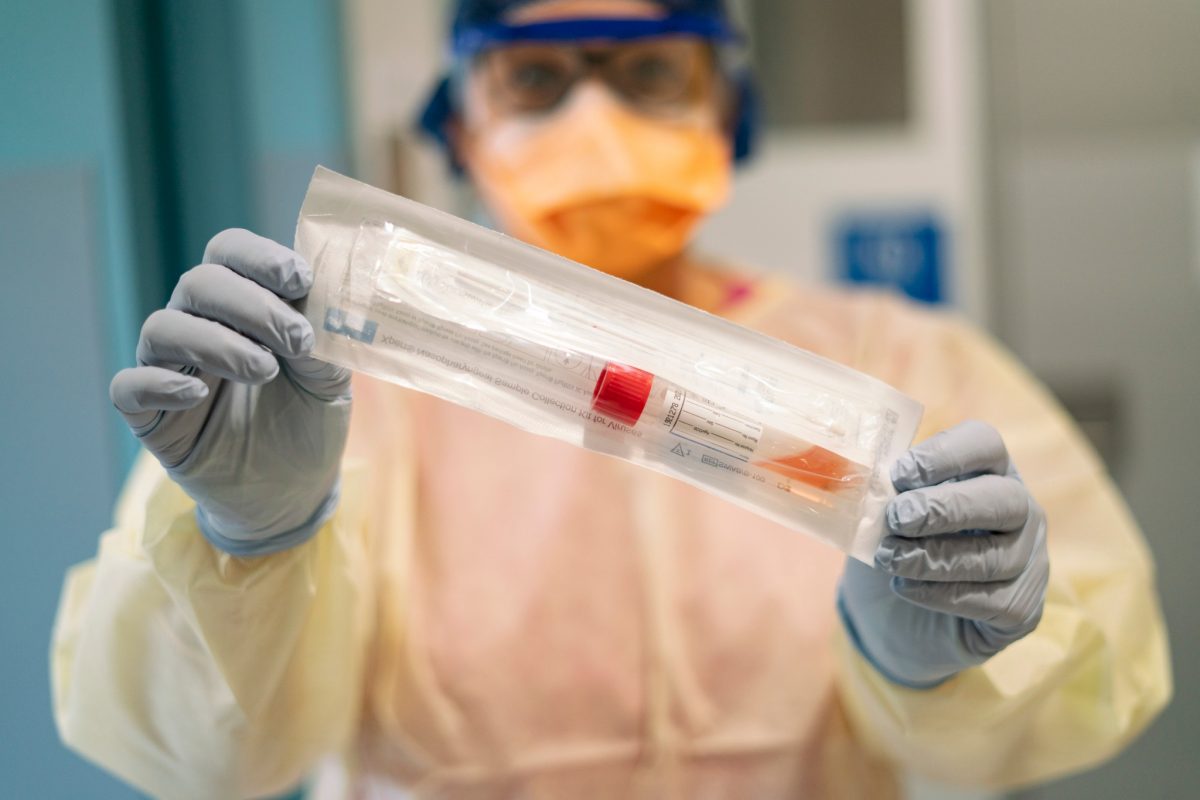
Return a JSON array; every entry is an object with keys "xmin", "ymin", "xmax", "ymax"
[
  {"xmin": 835, "ymin": 211, "xmax": 945, "ymax": 304},
  {"xmin": 324, "ymin": 308, "xmax": 378, "ymax": 344}
]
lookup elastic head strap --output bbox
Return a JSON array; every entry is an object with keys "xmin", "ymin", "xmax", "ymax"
[{"xmin": 452, "ymin": 13, "xmax": 739, "ymax": 59}]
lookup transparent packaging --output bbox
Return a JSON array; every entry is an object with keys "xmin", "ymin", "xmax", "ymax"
[{"xmin": 295, "ymin": 167, "xmax": 923, "ymax": 562}]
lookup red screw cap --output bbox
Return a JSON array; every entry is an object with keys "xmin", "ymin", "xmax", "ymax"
[{"xmin": 591, "ymin": 362, "xmax": 654, "ymax": 426}]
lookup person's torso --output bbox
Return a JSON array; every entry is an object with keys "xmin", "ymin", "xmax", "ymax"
[{"xmin": 329, "ymin": 270, "xmax": 907, "ymax": 799}]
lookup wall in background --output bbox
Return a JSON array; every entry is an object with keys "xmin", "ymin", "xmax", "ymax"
[
  {"xmin": 0, "ymin": 2, "xmax": 141, "ymax": 796},
  {"xmin": 698, "ymin": 0, "xmax": 991, "ymax": 324},
  {"xmin": 985, "ymin": 1, "xmax": 1200, "ymax": 796},
  {"xmin": 0, "ymin": 1, "xmax": 349, "ymax": 796}
]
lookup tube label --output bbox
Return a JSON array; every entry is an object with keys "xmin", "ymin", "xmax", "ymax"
[{"xmin": 659, "ymin": 386, "xmax": 763, "ymax": 462}]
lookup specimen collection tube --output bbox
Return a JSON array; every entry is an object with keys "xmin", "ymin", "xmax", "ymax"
[{"xmin": 296, "ymin": 167, "xmax": 924, "ymax": 561}]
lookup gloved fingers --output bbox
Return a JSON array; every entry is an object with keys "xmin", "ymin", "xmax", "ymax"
[
  {"xmin": 169, "ymin": 263, "xmax": 314, "ymax": 358},
  {"xmin": 889, "ymin": 576, "xmax": 1015, "ymax": 622},
  {"xmin": 282, "ymin": 355, "xmax": 352, "ymax": 402},
  {"xmin": 137, "ymin": 309, "xmax": 279, "ymax": 384},
  {"xmin": 202, "ymin": 228, "xmax": 312, "ymax": 300},
  {"xmin": 891, "ymin": 420, "xmax": 1011, "ymax": 491},
  {"xmin": 875, "ymin": 525, "xmax": 1036, "ymax": 583},
  {"xmin": 887, "ymin": 474, "xmax": 1030, "ymax": 537},
  {"xmin": 890, "ymin": 572, "xmax": 1046, "ymax": 630},
  {"xmin": 110, "ymin": 365, "xmax": 209, "ymax": 423}
]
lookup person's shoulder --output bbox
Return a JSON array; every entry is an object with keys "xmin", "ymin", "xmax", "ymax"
[
  {"xmin": 700, "ymin": 258, "xmax": 997, "ymax": 382},
  {"xmin": 696, "ymin": 254, "xmax": 948, "ymax": 321},
  {"xmin": 703, "ymin": 258, "xmax": 958, "ymax": 343}
]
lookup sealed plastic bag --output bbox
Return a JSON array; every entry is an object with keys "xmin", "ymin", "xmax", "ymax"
[{"xmin": 295, "ymin": 167, "xmax": 923, "ymax": 561}]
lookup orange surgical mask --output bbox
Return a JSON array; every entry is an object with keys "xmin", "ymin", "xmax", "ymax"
[{"xmin": 461, "ymin": 83, "xmax": 732, "ymax": 279}]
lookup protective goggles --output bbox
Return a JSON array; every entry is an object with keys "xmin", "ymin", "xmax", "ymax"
[{"xmin": 473, "ymin": 36, "xmax": 718, "ymax": 116}]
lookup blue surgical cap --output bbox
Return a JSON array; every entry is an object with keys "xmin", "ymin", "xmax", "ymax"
[{"xmin": 418, "ymin": 0, "xmax": 759, "ymax": 170}]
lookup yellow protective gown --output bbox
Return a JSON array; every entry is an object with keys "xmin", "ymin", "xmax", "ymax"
[{"xmin": 52, "ymin": 268, "xmax": 1171, "ymax": 800}]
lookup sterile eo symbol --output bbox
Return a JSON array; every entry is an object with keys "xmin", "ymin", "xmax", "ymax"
[
  {"xmin": 418, "ymin": 262, "xmax": 455, "ymax": 296},
  {"xmin": 548, "ymin": 350, "xmax": 595, "ymax": 377}
]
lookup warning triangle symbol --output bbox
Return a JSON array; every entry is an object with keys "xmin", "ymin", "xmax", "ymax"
[{"xmin": 671, "ymin": 443, "xmax": 687, "ymax": 457}]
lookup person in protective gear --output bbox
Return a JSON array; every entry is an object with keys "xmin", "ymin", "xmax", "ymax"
[{"xmin": 53, "ymin": 1, "xmax": 1170, "ymax": 798}]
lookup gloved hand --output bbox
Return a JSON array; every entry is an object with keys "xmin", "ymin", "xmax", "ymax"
[
  {"xmin": 110, "ymin": 229, "xmax": 351, "ymax": 556},
  {"xmin": 838, "ymin": 420, "xmax": 1049, "ymax": 688}
]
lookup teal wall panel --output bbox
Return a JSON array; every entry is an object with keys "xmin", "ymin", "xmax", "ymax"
[
  {"xmin": 0, "ymin": 0, "xmax": 350, "ymax": 796},
  {"xmin": 0, "ymin": 1, "xmax": 142, "ymax": 796}
]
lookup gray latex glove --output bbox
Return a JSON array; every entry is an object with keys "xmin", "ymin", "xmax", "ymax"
[
  {"xmin": 110, "ymin": 229, "xmax": 351, "ymax": 556},
  {"xmin": 838, "ymin": 420, "xmax": 1049, "ymax": 687}
]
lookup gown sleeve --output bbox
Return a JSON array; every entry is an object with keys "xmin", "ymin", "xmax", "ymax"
[
  {"xmin": 51, "ymin": 451, "xmax": 376, "ymax": 800},
  {"xmin": 833, "ymin": 298, "xmax": 1172, "ymax": 788}
]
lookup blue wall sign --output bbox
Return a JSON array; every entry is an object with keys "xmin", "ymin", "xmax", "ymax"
[{"xmin": 835, "ymin": 211, "xmax": 947, "ymax": 304}]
